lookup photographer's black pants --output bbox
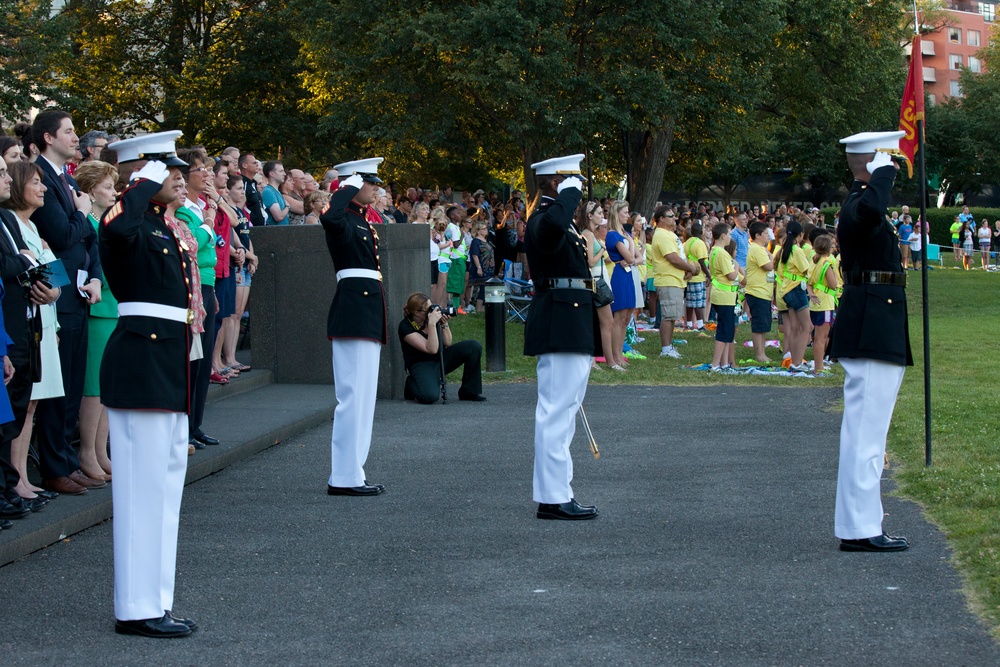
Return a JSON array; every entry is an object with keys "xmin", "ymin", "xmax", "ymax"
[{"xmin": 405, "ymin": 340, "xmax": 482, "ymax": 404}]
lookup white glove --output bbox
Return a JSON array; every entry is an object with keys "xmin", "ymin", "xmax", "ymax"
[
  {"xmin": 131, "ymin": 160, "xmax": 170, "ymax": 184},
  {"xmin": 866, "ymin": 151, "xmax": 893, "ymax": 174},
  {"xmin": 341, "ymin": 174, "xmax": 365, "ymax": 190},
  {"xmin": 557, "ymin": 176, "xmax": 583, "ymax": 193}
]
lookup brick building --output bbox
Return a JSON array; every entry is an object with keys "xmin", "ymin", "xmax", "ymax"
[{"xmin": 920, "ymin": 2, "xmax": 997, "ymax": 102}]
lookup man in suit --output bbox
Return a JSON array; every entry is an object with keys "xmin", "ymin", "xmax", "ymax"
[
  {"xmin": 100, "ymin": 132, "xmax": 197, "ymax": 637},
  {"xmin": 320, "ymin": 157, "xmax": 387, "ymax": 497},
  {"xmin": 29, "ymin": 109, "xmax": 105, "ymax": 496},
  {"xmin": 830, "ymin": 131, "xmax": 912, "ymax": 552},
  {"xmin": 0, "ymin": 159, "xmax": 61, "ymax": 523},
  {"xmin": 523, "ymin": 154, "xmax": 598, "ymax": 521}
]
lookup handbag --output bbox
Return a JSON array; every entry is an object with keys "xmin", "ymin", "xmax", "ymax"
[{"xmin": 593, "ymin": 276, "xmax": 614, "ymax": 308}]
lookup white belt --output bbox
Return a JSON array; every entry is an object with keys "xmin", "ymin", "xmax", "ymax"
[
  {"xmin": 336, "ymin": 268, "xmax": 382, "ymax": 282},
  {"xmin": 118, "ymin": 302, "xmax": 194, "ymax": 324}
]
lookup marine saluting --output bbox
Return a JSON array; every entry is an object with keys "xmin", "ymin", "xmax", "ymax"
[
  {"xmin": 831, "ymin": 130, "xmax": 912, "ymax": 553},
  {"xmin": 99, "ymin": 130, "xmax": 200, "ymax": 637},
  {"xmin": 523, "ymin": 153, "xmax": 601, "ymax": 520}
]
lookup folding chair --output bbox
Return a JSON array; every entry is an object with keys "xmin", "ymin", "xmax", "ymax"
[
  {"xmin": 925, "ymin": 243, "xmax": 943, "ymax": 268},
  {"xmin": 504, "ymin": 260, "xmax": 533, "ymax": 323}
]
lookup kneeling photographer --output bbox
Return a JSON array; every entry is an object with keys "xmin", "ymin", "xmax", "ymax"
[{"xmin": 399, "ymin": 292, "xmax": 486, "ymax": 404}]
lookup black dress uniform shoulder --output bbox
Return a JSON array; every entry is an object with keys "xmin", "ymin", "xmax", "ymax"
[
  {"xmin": 98, "ymin": 178, "xmax": 194, "ymax": 411},
  {"xmin": 523, "ymin": 187, "xmax": 600, "ymax": 357},
  {"xmin": 830, "ymin": 164, "xmax": 912, "ymax": 366},
  {"xmin": 320, "ymin": 185, "xmax": 387, "ymax": 344}
]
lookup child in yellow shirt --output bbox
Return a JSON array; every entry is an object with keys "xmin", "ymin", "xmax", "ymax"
[
  {"xmin": 806, "ymin": 233, "xmax": 838, "ymax": 375},
  {"xmin": 709, "ymin": 222, "xmax": 744, "ymax": 371}
]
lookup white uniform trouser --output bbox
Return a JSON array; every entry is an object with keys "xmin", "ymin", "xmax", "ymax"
[
  {"xmin": 835, "ymin": 358, "xmax": 906, "ymax": 539},
  {"xmin": 329, "ymin": 339, "xmax": 381, "ymax": 488},
  {"xmin": 533, "ymin": 353, "xmax": 591, "ymax": 504},
  {"xmin": 108, "ymin": 408, "xmax": 189, "ymax": 621}
]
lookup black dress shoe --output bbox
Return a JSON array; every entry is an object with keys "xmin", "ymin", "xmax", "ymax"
[
  {"xmin": 0, "ymin": 498, "xmax": 30, "ymax": 520},
  {"xmin": 115, "ymin": 614, "xmax": 192, "ymax": 638},
  {"xmin": 536, "ymin": 498, "xmax": 599, "ymax": 520},
  {"xmin": 0, "ymin": 519, "xmax": 11, "ymax": 530},
  {"xmin": 364, "ymin": 480, "xmax": 385, "ymax": 492},
  {"xmin": 188, "ymin": 437, "xmax": 206, "ymax": 450},
  {"xmin": 166, "ymin": 611, "xmax": 198, "ymax": 631},
  {"xmin": 327, "ymin": 484, "xmax": 384, "ymax": 496},
  {"xmin": 17, "ymin": 496, "xmax": 48, "ymax": 512},
  {"xmin": 194, "ymin": 433, "xmax": 220, "ymax": 446},
  {"xmin": 35, "ymin": 490, "xmax": 59, "ymax": 501},
  {"xmin": 458, "ymin": 389, "xmax": 487, "ymax": 402},
  {"xmin": 840, "ymin": 533, "xmax": 910, "ymax": 552}
]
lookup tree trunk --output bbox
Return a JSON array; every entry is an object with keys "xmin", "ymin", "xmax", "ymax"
[{"xmin": 624, "ymin": 123, "xmax": 675, "ymax": 217}]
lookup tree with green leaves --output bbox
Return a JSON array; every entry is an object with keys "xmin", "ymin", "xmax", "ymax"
[
  {"xmin": 0, "ymin": 0, "xmax": 74, "ymax": 122},
  {"xmin": 51, "ymin": 0, "xmax": 321, "ymax": 164}
]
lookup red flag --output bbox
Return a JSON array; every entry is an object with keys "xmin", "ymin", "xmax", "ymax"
[{"xmin": 898, "ymin": 34, "xmax": 926, "ymax": 178}]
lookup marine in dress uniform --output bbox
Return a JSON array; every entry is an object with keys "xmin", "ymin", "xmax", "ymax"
[
  {"xmin": 320, "ymin": 158, "xmax": 387, "ymax": 496},
  {"xmin": 100, "ymin": 131, "xmax": 199, "ymax": 637},
  {"xmin": 523, "ymin": 154, "xmax": 599, "ymax": 520},
  {"xmin": 830, "ymin": 131, "xmax": 913, "ymax": 552}
]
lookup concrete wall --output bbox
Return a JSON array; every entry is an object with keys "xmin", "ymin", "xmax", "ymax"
[{"xmin": 251, "ymin": 223, "xmax": 429, "ymax": 399}]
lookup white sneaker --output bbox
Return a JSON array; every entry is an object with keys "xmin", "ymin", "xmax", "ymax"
[{"xmin": 660, "ymin": 346, "xmax": 682, "ymax": 359}]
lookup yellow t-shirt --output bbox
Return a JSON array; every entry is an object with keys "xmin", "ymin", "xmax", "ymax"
[
  {"xmin": 709, "ymin": 246, "xmax": 738, "ymax": 306},
  {"xmin": 809, "ymin": 257, "xmax": 838, "ymax": 312},
  {"xmin": 778, "ymin": 245, "xmax": 811, "ymax": 297},
  {"xmin": 683, "ymin": 237, "xmax": 709, "ymax": 284},
  {"xmin": 801, "ymin": 242, "xmax": 815, "ymax": 262},
  {"xmin": 772, "ymin": 247, "xmax": 786, "ymax": 310},
  {"xmin": 650, "ymin": 228, "xmax": 686, "ymax": 288},
  {"xmin": 635, "ymin": 239, "xmax": 648, "ymax": 282},
  {"xmin": 745, "ymin": 243, "xmax": 774, "ymax": 300}
]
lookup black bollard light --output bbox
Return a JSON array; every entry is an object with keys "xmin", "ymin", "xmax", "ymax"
[{"xmin": 484, "ymin": 277, "xmax": 506, "ymax": 372}]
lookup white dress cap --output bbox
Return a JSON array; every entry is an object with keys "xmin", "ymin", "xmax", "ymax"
[
  {"xmin": 334, "ymin": 157, "xmax": 385, "ymax": 183},
  {"xmin": 839, "ymin": 131, "xmax": 906, "ymax": 154},
  {"xmin": 530, "ymin": 153, "xmax": 585, "ymax": 176},
  {"xmin": 107, "ymin": 130, "xmax": 185, "ymax": 165}
]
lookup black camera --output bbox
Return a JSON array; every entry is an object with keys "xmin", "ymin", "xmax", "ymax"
[{"xmin": 430, "ymin": 304, "xmax": 457, "ymax": 317}]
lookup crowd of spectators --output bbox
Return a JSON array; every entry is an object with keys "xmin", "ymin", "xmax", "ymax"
[{"xmin": 0, "ymin": 111, "xmax": 950, "ymax": 526}]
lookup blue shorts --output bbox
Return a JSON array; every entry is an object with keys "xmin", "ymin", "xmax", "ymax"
[
  {"xmin": 745, "ymin": 294, "xmax": 772, "ymax": 334},
  {"xmin": 783, "ymin": 284, "xmax": 808, "ymax": 312},
  {"xmin": 714, "ymin": 304, "xmax": 736, "ymax": 343},
  {"xmin": 236, "ymin": 266, "xmax": 253, "ymax": 287},
  {"xmin": 215, "ymin": 272, "xmax": 237, "ymax": 319},
  {"xmin": 810, "ymin": 310, "xmax": 834, "ymax": 327},
  {"xmin": 685, "ymin": 281, "xmax": 706, "ymax": 308}
]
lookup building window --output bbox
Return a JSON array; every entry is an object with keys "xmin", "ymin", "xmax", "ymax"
[
  {"xmin": 969, "ymin": 56, "xmax": 983, "ymax": 73},
  {"xmin": 950, "ymin": 80, "xmax": 963, "ymax": 97},
  {"xmin": 950, "ymin": 53, "xmax": 964, "ymax": 70},
  {"xmin": 980, "ymin": 3, "xmax": 996, "ymax": 22},
  {"xmin": 949, "ymin": 27, "xmax": 962, "ymax": 43},
  {"xmin": 928, "ymin": 93, "xmax": 937, "ymax": 105},
  {"xmin": 969, "ymin": 30, "xmax": 981, "ymax": 47}
]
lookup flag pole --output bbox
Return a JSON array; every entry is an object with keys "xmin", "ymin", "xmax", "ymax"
[{"xmin": 913, "ymin": 3, "xmax": 932, "ymax": 467}]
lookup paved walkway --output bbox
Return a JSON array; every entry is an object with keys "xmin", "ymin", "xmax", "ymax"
[{"xmin": 2, "ymin": 384, "xmax": 997, "ymax": 665}]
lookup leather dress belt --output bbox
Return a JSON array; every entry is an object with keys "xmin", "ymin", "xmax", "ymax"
[
  {"xmin": 544, "ymin": 278, "xmax": 594, "ymax": 291},
  {"xmin": 844, "ymin": 271, "xmax": 907, "ymax": 287}
]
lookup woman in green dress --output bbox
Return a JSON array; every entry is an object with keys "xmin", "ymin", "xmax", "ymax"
[{"xmin": 75, "ymin": 160, "xmax": 119, "ymax": 480}]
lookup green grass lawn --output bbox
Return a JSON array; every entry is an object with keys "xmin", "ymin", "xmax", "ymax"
[
  {"xmin": 449, "ymin": 255, "xmax": 1000, "ymax": 638},
  {"xmin": 449, "ymin": 307, "xmax": 842, "ymax": 388}
]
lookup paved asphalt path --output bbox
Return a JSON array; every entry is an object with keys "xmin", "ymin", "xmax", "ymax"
[{"xmin": 2, "ymin": 384, "xmax": 997, "ymax": 666}]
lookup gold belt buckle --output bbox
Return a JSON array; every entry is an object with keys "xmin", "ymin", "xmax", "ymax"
[
  {"xmin": 376, "ymin": 270, "xmax": 383, "ymax": 282},
  {"xmin": 186, "ymin": 309, "xmax": 195, "ymax": 325}
]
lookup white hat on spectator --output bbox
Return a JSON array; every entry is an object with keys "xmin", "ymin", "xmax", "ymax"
[
  {"xmin": 108, "ymin": 130, "xmax": 186, "ymax": 166},
  {"xmin": 530, "ymin": 153, "xmax": 585, "ymax": 175},
  {"xmin": 334, "ymin": 157, "xmax": 384, "ymax": 184},
  {"xmin": 839, "ymin": 131, "xmax": 905, "ymax": 154}
]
